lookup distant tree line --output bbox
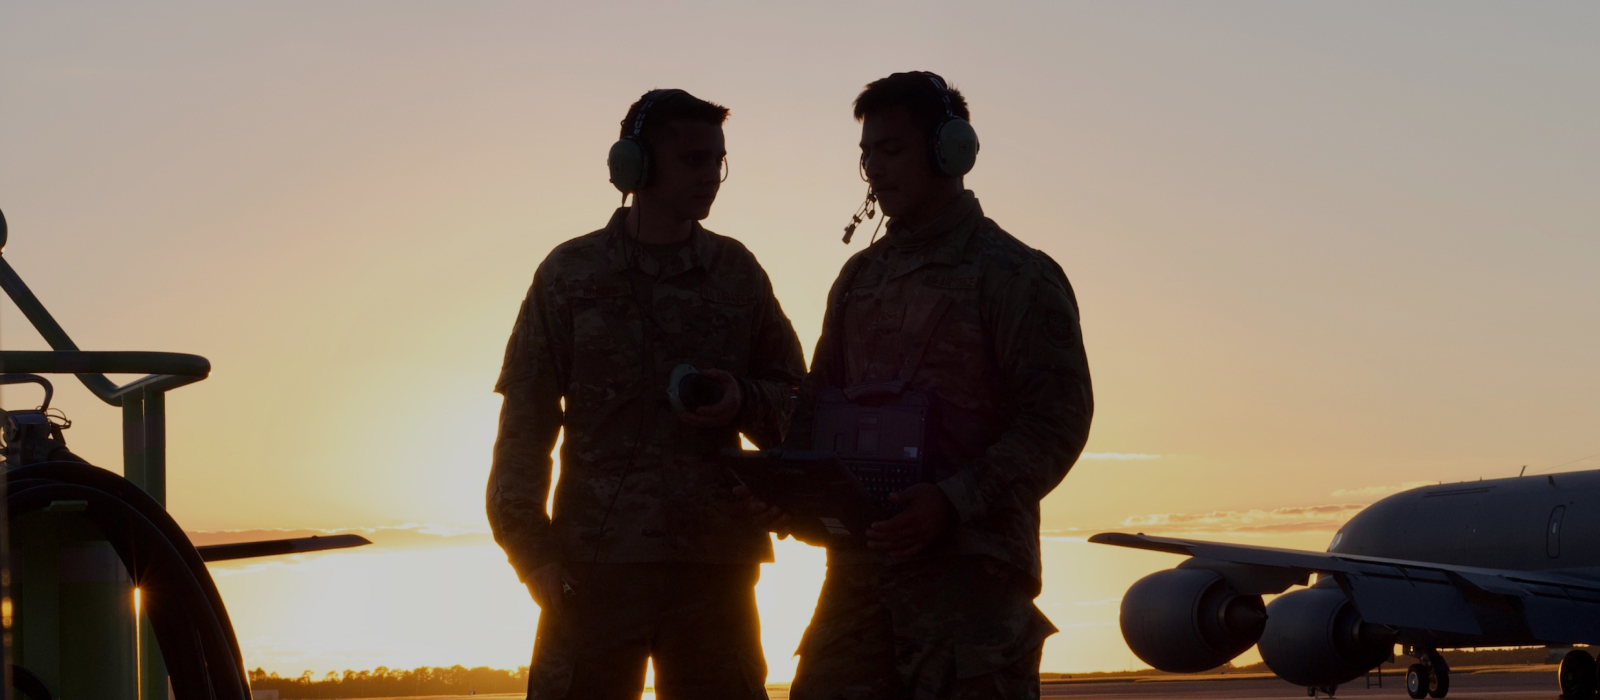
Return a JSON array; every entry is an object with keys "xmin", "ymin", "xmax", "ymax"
[{"xmin": 248, "ymin": 666, "xmax": 528, "ymax": 698}]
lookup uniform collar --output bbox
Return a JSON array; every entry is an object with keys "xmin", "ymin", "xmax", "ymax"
[
  {"xmin": 874, "ymin": 190, "xmax": 983, "ymax": 275},
  {"xmin": 602, "ymin": 207, "xmax": 711, "ymax": 279}
]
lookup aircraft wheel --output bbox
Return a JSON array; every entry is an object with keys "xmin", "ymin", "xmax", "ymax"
[
  {"xmin": 1427, "ymin": 664, "xmax": 1450, "ymax": 698},
  {"xmin": 1406, "ymin": 664, "xmax": 1430, "ymax": 699},
  {"xmin": 1560, "ymin": 649, "xmax": 1596, "ymax": 700},
  {"xmin": 1423, "ymin": 649, "xmax": 1452, "ymax": 698}
]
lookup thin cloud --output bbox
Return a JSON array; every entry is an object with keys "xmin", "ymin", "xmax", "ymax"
[
  {"xmin": 1330, "ymin": 481, "xmax": 1433, "ymax": 498},
  {"xmin": 1081, "ymin": 452, "xmax": 1162, "ymax": 461},
  {"xmin": 1119, "ymin": 504, "xmax": 1366, "ymax": 535},
  {"xmin": 1099, "ymin": 482, "xmax": 1432, "ymax": 538}
]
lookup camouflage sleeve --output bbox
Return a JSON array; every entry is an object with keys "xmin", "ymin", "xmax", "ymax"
[
  {"xmin": 487, "ymin": 268, "xmax": 569, "ymax": 581},
  {"xmin": 783, "ymin": 254, "xmax": 862, "ymax": 451},
  {"xmin": 734, "ymin": 272, "xmax": 806, "ymax": 448},
  {"xmin": 936, "ymin": 258, "xmax": 1093, "ymax": 524}
]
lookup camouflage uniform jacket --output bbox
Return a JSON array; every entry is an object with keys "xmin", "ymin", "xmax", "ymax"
[
  {"xmin": 489, "ymin": 208, "xmax": 806, "ymax": 581},
  {"xmin": 789, "ymin": 191, "xmax": 1093, "ymax": 584}
]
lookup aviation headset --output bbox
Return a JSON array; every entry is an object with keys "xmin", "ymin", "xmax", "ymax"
[
  {"xmin": 854, "ymin": 72, "xmax": 980, "ymax": 179},
  {"xmin": 844, "ymin": 72, "xmax": 980, "ymax": 243},
  {"xmin": 919, "ymin": 71, "xmax": 980, "ymax": 178},
  {"xmin": 607, "ymin": 88, "xmax": 687, "ymax": 195}
]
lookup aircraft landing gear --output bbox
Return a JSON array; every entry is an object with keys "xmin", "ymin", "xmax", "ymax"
[
  {"xmin": 1406, "ymin": 664, "xmax": 1428, "ymax": 699},
  {"xmin": 1558, "ymin": 648, "xmax": 1596, "ymax": 700},
  {"xmin": 1405, "ymin": 648, "xmax": 1450, "ymax": 699}
]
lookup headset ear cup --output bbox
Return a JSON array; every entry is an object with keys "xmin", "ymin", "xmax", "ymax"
[
  {"xmin": 933, "ymin": 119, "xmax": 979, "ymax": 178},
  {"xmin": 608, "ymin": 138, "xmax": 648, "ymax": 193}
]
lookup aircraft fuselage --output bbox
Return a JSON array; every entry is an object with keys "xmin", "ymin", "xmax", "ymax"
[{"xmin": 1332, "ymin": 470, "xmax": 1600, "ymax": 575}]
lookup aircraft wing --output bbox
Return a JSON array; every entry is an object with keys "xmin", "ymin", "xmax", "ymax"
[
  {"xmin": 196, "ymin": 534, "xmax": 372, "ymax": 562},
  {"xmin": 1090, "ymin": 532, "xmax": 1600, "ymax": 645}
]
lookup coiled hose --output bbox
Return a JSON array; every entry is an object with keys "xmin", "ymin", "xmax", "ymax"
[{"xmin": 7, "ymin": 461, "xmax": 250, "ymax": 700}]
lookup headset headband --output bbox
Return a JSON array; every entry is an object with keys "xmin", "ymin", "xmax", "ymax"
[
  {"xmin": 628, "ymin": 88, "xmax": 688, "ymax": 142},
  {"xmin": 920, "ymin": 72, "xmax": 956, "ymax": 119}
]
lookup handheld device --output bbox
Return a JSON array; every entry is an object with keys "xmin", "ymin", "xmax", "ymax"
[
  {"xmin": 724, "ymin": 448, "xmax": 883, "ymax": 546},
  {"xmin": 811, "ymin": 383, "xmax": 932, "ymax": 514},
  {"xmin": 667, "ymin": 363, "xmax": 724, "ymax": 413}
]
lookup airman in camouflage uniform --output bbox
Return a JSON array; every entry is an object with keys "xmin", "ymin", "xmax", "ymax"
[
  {"xmin": 490, "ymin": 90, "xmax": 805, "ymax": 700},
  {"xmin": 783, "ymin": 73, "xmax": 1093, "ymax": 700}
]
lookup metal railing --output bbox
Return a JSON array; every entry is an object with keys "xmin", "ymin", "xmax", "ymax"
[
  {"xmin": 0, "ymin": 206, "xmax": 211, "ymax": 700},
  {"xmin": 0, "ymin": 208, "xmax": 210, "ymax": 506}
]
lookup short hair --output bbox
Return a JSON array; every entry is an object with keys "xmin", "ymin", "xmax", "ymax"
[
  {"xmin": 853, "ymin": 72, "xmax": 970, "ymax": 140},
  {"xmin": 618, "ymin": 90, "xmax": 730, "ymax": 145}
]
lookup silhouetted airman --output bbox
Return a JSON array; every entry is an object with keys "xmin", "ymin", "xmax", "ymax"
[
  {"xmin": 781, "ymin": 72, "xmax": 1094, "ymax": 700},
  {"xmin": 489, "ymin": 89, "xmax": 804, "ymax": 700}
]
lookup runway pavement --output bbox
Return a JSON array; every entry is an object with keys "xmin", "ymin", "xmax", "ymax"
[
  {"xmin": 1038, "ymin": 669, "xmax": 1558, "ymax": 700},
  {"xmin": 350, "ymin": 668, "xmax": 1560, "ymax": 700}
]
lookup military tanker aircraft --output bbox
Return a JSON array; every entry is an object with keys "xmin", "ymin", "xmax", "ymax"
[{"xmin": 1092, "ymin": 470, "xmax": 1600, "ymax": 699}]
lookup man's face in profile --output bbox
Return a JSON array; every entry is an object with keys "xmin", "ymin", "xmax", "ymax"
[
  {"xmin": 860, "ymin": 106, "xmax": 942, "ymax": 220},
  {"xmin": 641, "ymin": 120, "xmax": 726, "ymax": 221}
]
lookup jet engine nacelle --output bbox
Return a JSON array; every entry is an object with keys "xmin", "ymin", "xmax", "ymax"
[
  {"xmin": 1119, "ymin": 568, "xmax": 1266, "ymax": 673},
  {"xmin": 1258, "ymin": 586, "xmax": 1392, "ymax": 687}
]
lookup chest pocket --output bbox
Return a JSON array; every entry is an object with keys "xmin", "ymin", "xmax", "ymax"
[
  {"xmin": 916, "ymin": 271, "xmax": 984, "ymax": 372},
  {"xmin": 683, "ymin": 285, "xmax": 757, "ymax": 362},
  {"xmin": 867, "ymin": 301, "xmax": 907, "ymax": 332},
  {"xmin": 845, "ymin": 268, "xmax": 982, "ymax": 386},
  {"xmin": 565, "ymin": 282, "xmax": 642, "ymax": 394},
  {"xmin": 567, "ymin": 282, "xmax": 633, "ymax": 347},
  {"xmin": 844, "ymin": 272, "xmax": 903, "ymax": 338}
]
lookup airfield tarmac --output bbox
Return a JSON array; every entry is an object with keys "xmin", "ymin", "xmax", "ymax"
[
  {"xmin": 354, "ymin": 668, "xmax": 1561, "ymax": 700},
  {"xmin": 1034, "ymin": 669, "xmax": 1555, "ymax": 699}
]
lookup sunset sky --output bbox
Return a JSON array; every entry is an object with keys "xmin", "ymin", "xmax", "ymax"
[{"xmin": 2, "ymin": 1, "xmax": 1597, "ymax": 680}]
